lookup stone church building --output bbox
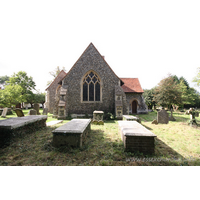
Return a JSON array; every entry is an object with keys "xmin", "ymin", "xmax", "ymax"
[{"xmin": 45, "ymin": 43, "xmax": 147, "ymax": 119}]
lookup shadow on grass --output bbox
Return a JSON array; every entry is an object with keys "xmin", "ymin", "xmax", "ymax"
[
  {"xmin": 1, "ymin": 120, "xmax": 199, "ymax": 166},
  {"xmin": 154, "ymin": 137, "xmax": 199, "ymax": 165}
]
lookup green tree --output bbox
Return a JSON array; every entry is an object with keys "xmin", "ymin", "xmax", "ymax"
[
  {"xmin": 153, "ymin": 74, "xmax": 182, "ymax": 108},
  {"xmin": 178, "ymin": 80, "xmax": 196, "ymax": 108},
  {"xmin": 0, "ymin": 75, "xmax": 10, "ymax": 85},
  {"xmin": 35, "ymin": 91, "xmax": 46, "ymax": 108},
  {"xmin": 192, "ymin": 67, "xmax": 200, "ymax": 87},
  {"xmin": 0, "ymin": 85, "xmax": 23, "ymax": 107},
  {"xmin": 25, "ymin": 91, "xmax": 36, "ymax": 108},
  {"xmin": 179, "ymin": 76, "xmax": 190, "ymax": 89},
  {"xmin": 7, "ymin": 71, "xmax": 36, "ymax": 102},
  {"xmin": 143, "ymin": 88, "xmax": 156, "ymax": 109}
]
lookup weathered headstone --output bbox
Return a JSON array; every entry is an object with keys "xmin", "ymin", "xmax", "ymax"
[
  {"xmin": 185, "ymin": 108, "xmax": 197, "ymax": 126},
  {"xmin": 42, "ymin": 108, "xmax": 48, "ymax": 115},
  {"xmin": 1, "ymin": 108, "xmax": 8, "ymax": 118},
  {"xmin": 7, "ymin": 108, "xmax": 13, "ymax": 115},
  {"xmin": 33, "ymin": 103, "xmax": 40, "ymax": 115},
  {"xmin": 28, "ymin": 109, "xmax": 37, "ymax": 115},
  {"xmin": 195, "ymin": 112, "xmax": 199, "ymax": 117},
  {"xmin": 14, "ymin": 108, "xmax": 24, "ymax": 117},
  {"xmin": 92, "ymin": 110, "xmax": 104, "ymax": 125},
  {"xmin": 157, "ymin": 108, "xmax": 169, "ymax": 124}
]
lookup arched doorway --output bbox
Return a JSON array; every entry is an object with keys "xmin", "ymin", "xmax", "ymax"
[{"xmin": 132, "ymin": 100, "xmax": 137, "ymax": 114}]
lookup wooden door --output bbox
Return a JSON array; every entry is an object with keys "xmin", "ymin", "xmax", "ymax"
[{"xmin": 132, "ymin": 100, "xmax": 137, "ymax": 114}]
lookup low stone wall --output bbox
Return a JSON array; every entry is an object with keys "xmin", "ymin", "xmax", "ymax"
[
  {"xmin": 118, "ymin": 121, "xmax": 157, "ymax": 154},
  {"xmin": 52, "ymin": 119, "xmax": 91, "ymax": 147},
  {"xmin": 0, "ymin": 115, "xmax": 47, "ymax": 147}
]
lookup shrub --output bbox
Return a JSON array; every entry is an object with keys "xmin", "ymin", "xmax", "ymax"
[{"xmin": 104, "ymin": 112, "xmax": 114, "ymax": 120}]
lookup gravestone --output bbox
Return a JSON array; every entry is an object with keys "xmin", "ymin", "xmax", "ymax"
[
  {"xmin": 195, "ymin": 112, "xmax": 199, "ymax": 117},
  {"xmin": 14, "ymin": 108, "xmax": 24, "ymax": 117},
  {"xmin": 7, "ymin": 108, "xmax": 13, "ymax": 115},
  {"xmin": 33, "ymin": 103, "xmax": 40, "ymax": 115},
  {"xmin": 169, "ymin": 109, "xmax": 176, "ymax": 121},
  {"xmin": 185, "ymin": 108, "xmax": 197, "ymax": 126},
  {"xmin": 28, "ymin": 109, "xmax": 37, "ymax": 115},
  {"xmin": 42, "ymin": 108, "xmax": 48, "ymax": 115},
  {"xmin": 157, "ymin": 108, "xmax": 169, "ymax": 124},
  {"xmin": 1, "ymin": 108, "xmax": 8, "ymax": 118},
  {"xmin": 92, "ymin": 110, "xmax": 104, "ymax": 125}
]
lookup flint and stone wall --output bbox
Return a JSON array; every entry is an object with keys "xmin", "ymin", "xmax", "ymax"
[
  {"xmin": 125, "ymin": 93, "xmax": 148, "ymax": 114},
  {"xmin": 45, "ymin": 71, "xmax": 66, "ymax": 114}
]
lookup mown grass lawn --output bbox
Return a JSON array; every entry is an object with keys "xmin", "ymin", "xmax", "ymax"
[{"xmin": 0, "ymin": 110, "xmax": 200, "ymax": 166}]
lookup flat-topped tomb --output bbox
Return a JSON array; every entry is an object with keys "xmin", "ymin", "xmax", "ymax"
[
  {"xmin": 0, "ymin": 115, "xmax": 47, "ymax": 147},
  {"xmin": 118, "ymin": 121, "xmax": 157, "ymax": 154},
  {"xmin": 52, "ymin": 119, "xmax": 91, "ymax": 147}
]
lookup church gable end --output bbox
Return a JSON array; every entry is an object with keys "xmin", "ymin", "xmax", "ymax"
[{"xmin": 63, "ymin": 43, "xmax": 121, "ymax": 115}]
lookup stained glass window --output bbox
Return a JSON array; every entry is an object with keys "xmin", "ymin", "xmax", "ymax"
[
  {"xmin": 93, "ymin": 76, "xmax": 97, "ymax": 83},
  {"xmin": 86, "ymin": 77, "xmax": 91, "ymax": 83},
  {"xmin": 89, "ymin": 72, "xmax": 94, "ymax": 78},
  {"xmin": 83, "ymin": 82, "xmax": 88, "ymax": 101},
  {"xmin": 95, "ymin": 82, "xmax": 100, "ymax": 101},
  {"xmin": 89, "ymin": 83, "xmax": 94, "ymax": 101},
  {"xmin": 82, "ymin": 71, "xmax": 101, "ymax": 102}
]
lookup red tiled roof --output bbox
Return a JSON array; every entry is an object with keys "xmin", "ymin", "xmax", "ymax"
[{"xmin": 120, "ymin": 78, "xmax": 144, "ymax": 93}]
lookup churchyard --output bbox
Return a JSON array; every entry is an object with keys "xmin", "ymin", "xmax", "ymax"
[{"xmin": 0, "ymin": 109, "xmax": 200, "ymax": 166}]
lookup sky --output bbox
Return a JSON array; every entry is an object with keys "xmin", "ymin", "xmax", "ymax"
[{"xmin": 1, "ymin": 0, "xmax": 200, "ymax": 93}]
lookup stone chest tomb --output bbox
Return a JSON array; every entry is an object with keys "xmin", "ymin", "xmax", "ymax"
[
  {"xmin": 118, "ymin": 121, "xmax": 157, "ymax": 154},
  {"xmin": 52, "ymin": 119, "xmax": 91, "ymax": 147},
  {"xmin": 0, "ymin": 115, "xmax": 47, "ymax": 147}
]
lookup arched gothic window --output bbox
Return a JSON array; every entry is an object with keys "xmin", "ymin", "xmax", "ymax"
[{"xmin": 82, "ymin": 71, "xmax": 101, "ymax": 102}]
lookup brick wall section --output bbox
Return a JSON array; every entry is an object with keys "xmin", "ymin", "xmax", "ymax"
[
  {"xmin": 124, "ymin": 136, "xmax": 155, "ymax": 154},
  {"xmin": 45, "ymin": 70, "xmax": 67, "ymax": 113},
  {"xmin": 63, "ymin": 43, "xmax": 121, "ymax": 115}
]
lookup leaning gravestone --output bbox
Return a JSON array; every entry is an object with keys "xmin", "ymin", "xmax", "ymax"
[
  {"xmin": 1, "ymin": 108, "xmax": 8, "ymax": 118},
  {"xmin": 157, "ymin": 108, "xmax": 169, "ymax": 124},
  {"xmin": 28, "ymin": 109, "xmax": 37, "ymax": 115},
  {"xmin": 14, "ymin": 108, "xmax": 24, "ymax": 117},
  {"xmin": 42, "ymin": 108, "xmax": 48, "ymax": 115},
  {"xmin": 33, "ymin": 103, "xmax": 40, "ymax": 115}
]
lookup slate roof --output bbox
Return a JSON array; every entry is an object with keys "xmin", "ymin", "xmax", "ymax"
[{"xmin": 120, "ymin": 78, "xmax": 144, "ymax": 93}]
